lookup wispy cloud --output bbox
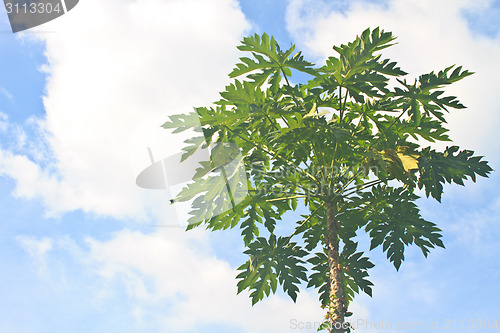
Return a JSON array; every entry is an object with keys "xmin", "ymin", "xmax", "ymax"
[
  {"xmin": 0, "ymin": 112, "xmax": 8, "ymax": 132},
  {"xmin": 0, "ymin": 87, "xmax": 13, "ymax": 101},
  {"xmin": 16, "ymin": 236, "xmax": 53, "ymax": 277}
]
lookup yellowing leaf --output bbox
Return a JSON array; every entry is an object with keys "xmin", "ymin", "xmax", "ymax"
[
  {"xmin": 397, "ymin": 153, "xmax": 419, "ymax": 171},
  {"xmin": 380, "ymin": 148, "xmax": 419, "ymax": 173},
  {"xmin": 303, "ymin": 102, "xmax": 317, "ymax": 118}
]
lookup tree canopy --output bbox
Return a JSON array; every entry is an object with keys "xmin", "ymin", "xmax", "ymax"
[{"xmin": 163, "ymin": 27, "xmax": 492, "ymax": 332}]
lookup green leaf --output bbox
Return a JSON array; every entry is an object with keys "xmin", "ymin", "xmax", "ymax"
[
  {"xmin": 362, "ymin": 186, "xmax": 445, "ymax": 270},
  {"xmin": 240, "ymin": 206, "xmax": 261, "ymax": 245},
  {"xmin": 230, "ymin": 33, "xmax": 315, "ymax": 92},
  {"xmin": 418, "ymin": 146, "xmax": 493, "ymax": 202},
  {"xmin": 306, "ymin": 251, "xmax": 330, "ymax": 306},
  {"xmin": 220, "ymin": 80, "xmax": 264, "ymax": 106},
  {"xmin": 341, "ymin": 241, "xmax": 374, "ymax": 302},
  {"xmin": 236, "ymin": 235, "xmax": 308, "ymax": 304},
  {"xmin": 162, "ymin": 110, "xmax": 201, "ymax": 133}
]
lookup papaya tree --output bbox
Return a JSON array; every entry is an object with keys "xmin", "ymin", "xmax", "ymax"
[{"xmin": 162, "ymin": 28, "xmax": 492, "ymax": 332}]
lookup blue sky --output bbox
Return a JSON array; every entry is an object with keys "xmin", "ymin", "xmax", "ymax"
[{"xmin": 0, "ymin": 0, "xmax": 499, "ymax": 332}]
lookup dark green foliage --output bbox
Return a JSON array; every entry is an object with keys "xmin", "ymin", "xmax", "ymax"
[
  {"xmin": 418, "ymin": 146, "xmax": 492, "ymax": 201},
  {"xmin": 163, "ymin": 27, "xmax": 492, "ymax": 318},
  {"xmin": 236, "ymin": 235, "xmax": 309, "ymax": 304}
]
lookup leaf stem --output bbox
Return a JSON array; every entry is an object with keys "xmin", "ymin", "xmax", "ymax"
[
  {"xmin": 265, "ymin": 194, "xmax": 308, "ymax": 202},
  {"xmin": 341, "ymin": 179, "xmax": 385, "ymax": 197},
  {"xmin": 287, "ymin": 202, "xmax": 325, "ymax": 240}
]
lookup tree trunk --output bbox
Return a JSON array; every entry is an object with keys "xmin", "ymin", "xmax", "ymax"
[{"xmin": 324, "ymin": 201, "xmax": 346, "ymax": 332}]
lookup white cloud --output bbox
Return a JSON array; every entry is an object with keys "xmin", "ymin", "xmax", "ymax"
[
  {"xmin": 0, "ymin": 0, "xmax": 250, "ymax": 219},
  {"xmin": 82, "ymin": 228, "xmax": 325, "ymax": 333},
  {"xmin": 16, "ymin": 236, "xmax": 53, "ymax": 276},
  {"xmin": 285, "ymin": 0, "xmax": 500, "ymax": 157},
  {"xmin": 0, "ymin": 112, "xmax": 32, "ymax": 152}
]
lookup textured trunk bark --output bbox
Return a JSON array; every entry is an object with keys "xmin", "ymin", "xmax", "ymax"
[{"xmin": 324, "ymin": 201, "xmax": 346, "ymax": 332}]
